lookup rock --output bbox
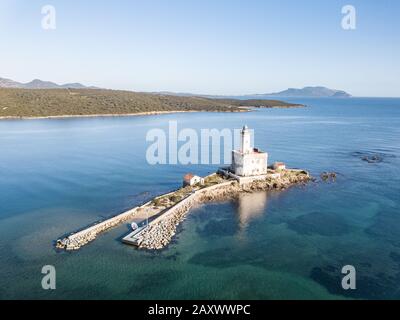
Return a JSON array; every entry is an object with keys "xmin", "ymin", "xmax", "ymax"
[{"xmin": 320, "ymin": 172, "xmax": 337, "ymax": 182}]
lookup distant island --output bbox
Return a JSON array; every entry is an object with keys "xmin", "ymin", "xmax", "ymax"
[
  {"xmin": 264, "ymin": 86, "xmax": 351, "ymax": 98},
  {"xmin": 0, "ymin": 88, "xmax": 301, "ymax": 119},
  {"xmin": 154, "ymin": 86, "xmax": 352, "ymax": 99}
]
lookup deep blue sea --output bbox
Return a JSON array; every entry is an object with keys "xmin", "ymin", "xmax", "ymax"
[{"xmin": 0, "ymin": 97, "xmax": 399, "ymax": 300}]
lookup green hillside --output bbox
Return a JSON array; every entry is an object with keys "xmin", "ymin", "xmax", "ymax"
[{"xmin": 0, "ymin": 88, "xmax": 301, "ymax": 118}]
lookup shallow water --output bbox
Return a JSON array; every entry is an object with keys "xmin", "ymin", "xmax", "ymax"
[{"xmin": 0, "ymin": 97, "xmax": 399, "ymax": 299}]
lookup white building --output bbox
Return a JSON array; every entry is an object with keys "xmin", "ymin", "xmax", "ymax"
[
  {"xmin": 231, "ymin": 126, "xmax": 268, "ymax": 177},
  {"xmin": 183, "ymin": 173, "xmax": 204, "ymax": 187},
  {"xmin": 273, "ymin": 162, "xmax": 286, "ymax": 171}
]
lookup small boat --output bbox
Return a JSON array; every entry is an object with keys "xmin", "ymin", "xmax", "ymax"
[{"xmin": 131, "ymin": 222, "xmax": 139, "ymax": 231}]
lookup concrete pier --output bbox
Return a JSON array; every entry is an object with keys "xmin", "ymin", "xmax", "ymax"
[
  {"xmin": 122, "ymin": 226, "xmax": 148, "ymax": 246},
  {"xmin": 56, "ymin": 200, "xmax": 152, "ymax": 251},
  {"xmin": 56, "ymin": 169, "xmax": 311, "ymax": 251}
]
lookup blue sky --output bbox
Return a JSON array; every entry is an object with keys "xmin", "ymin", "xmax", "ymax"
[{"xmin": 0, "ymin": 0, "xmax": 399, "ymax": 96}]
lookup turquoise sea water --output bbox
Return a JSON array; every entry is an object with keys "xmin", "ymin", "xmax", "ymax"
[{"xmin": 0, "ymin": 97, "xmax": 399, "ymax": 300}]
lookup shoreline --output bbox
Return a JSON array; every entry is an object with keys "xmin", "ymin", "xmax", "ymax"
[
  {"xmin": 0, "ymin": 105, "xmax": 305, "ymax": 121},
  {"xmin": 56, "ymin": 169, "xmax": 311, "ymax": 251},
  {"xmin": 0, "ymin": 110, "xmax": 245, "ymax": 121}
]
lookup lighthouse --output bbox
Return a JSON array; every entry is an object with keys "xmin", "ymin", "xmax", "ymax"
[
  {"xmin": 240, "ymin": 125, "xmax": 252, "ymax": 154},
  {"xmin": 231, "ymin": 125, "xmax": 268, "ymax": 177}
]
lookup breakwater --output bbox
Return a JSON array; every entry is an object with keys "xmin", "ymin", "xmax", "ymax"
[
  {"xmin": 135, "ymin": 169, "xmax": 311, "ymax": 249},
  {"xmin": 56, "ymin": 201, "xmax": 152, "ymax": 251},
  {"xmin": 56, "ymin": 169, "xmax": 311, "ymax": 251}
]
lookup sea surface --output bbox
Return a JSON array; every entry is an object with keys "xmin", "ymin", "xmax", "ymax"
[{"xmin": 0, "ymin": 97, "xmax": 399, "ymax": 300}]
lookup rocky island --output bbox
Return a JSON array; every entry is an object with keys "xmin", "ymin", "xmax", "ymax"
[{"xmin": 56, "ymin": 126, "xmax": 312, "ymax": 251}]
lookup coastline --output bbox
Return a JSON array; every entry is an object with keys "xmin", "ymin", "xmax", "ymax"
[
  {"xmin": 0, "ymin": 104, "xmax": 306, "ymax": 121},
  {"xmin": 0, "ymin": 109, "xmax": 248, "ymax": 121},
  {"xmin": 0, "ymin": 105, "xmax": 304, "ymax": 121}
]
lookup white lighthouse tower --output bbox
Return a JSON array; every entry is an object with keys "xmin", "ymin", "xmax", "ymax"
[
  {"xmin": 240, "ymin": 125, "xmax": 252, "ymax": 154},
  {"xmin": 231, "ymin": 125, "xmax": 268, "ymax": 177}
]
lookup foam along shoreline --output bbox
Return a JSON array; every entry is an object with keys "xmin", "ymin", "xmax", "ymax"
[{"xmin": 56, "ymin": 169, "xmax": 311, "ymax": 251}]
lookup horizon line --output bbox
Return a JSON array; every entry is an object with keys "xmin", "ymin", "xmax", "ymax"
[{"xmin": 2, "ymin": 75, "xmax": 400, "ymax": 99}]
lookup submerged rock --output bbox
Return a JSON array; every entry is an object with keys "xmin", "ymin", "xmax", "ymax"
[
  {"xmin": 320, "ymin": 172, "xmax": 337, "ymax": 182},
  {"xmin": 362, "ymin": 155, "xmax": 383, "ymax": 163},
  {"xmin": 352, "ymin": 151, "xmax": 395, "ymax": 164}
]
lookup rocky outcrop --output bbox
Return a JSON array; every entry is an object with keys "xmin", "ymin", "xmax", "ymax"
[{"xmin": 137, "ymin": 170, "xmax": 311, "ymax": 250}]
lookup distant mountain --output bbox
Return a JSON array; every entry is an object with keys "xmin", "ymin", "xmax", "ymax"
[
  {"xmin": 60, "ymin": 83, "xmax": 88, "ymax": 89},
  {"xmin": 265, "ymin": 86, "xmax": 351, "ymax": 98},
  {"xmin": 0, "ymin": 77, "xmax": 22, "ymax": 88},
  {"xmin": 152, "ymin": 86, "xmax": 352, "ymax": 99},
  {"xmin": 0, "ymin": 78, "xmax": 350, "ymax": 98},
  {"xmin": 24, "ymin": 79, "xmax": 60, "ymax": 89},
  {"xmin": 0, "ymin": 77, "xmax": 98, "ymax": 89}
]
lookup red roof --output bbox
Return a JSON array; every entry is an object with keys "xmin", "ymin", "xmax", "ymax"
[{"xmin": 183, "ymin": 173, "xmax": 194, "ymax": 182}]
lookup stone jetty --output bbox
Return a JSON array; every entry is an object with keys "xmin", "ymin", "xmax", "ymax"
[
  {"xmin": 56, "ymin": 202, "xmax": 151, "ymax": 251},
  {"xmin": 136, "ymin": 169, "xmax": 311, "ymax": 250},
  {"xmin": 56, "ymin": 169, "xmax": 311, "ymax": 251}
]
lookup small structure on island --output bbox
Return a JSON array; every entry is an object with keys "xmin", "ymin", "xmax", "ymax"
[
  {"xmin": 183, "ymin": 173, "xmax": 204, "ymax": 187},
  {"xmin": 231, "ymin": 125, "xmax": 268, "ymax": 177},
  {"xmin": 273, "ymin": 162, "xmax": 286, "ymax": 171}
]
